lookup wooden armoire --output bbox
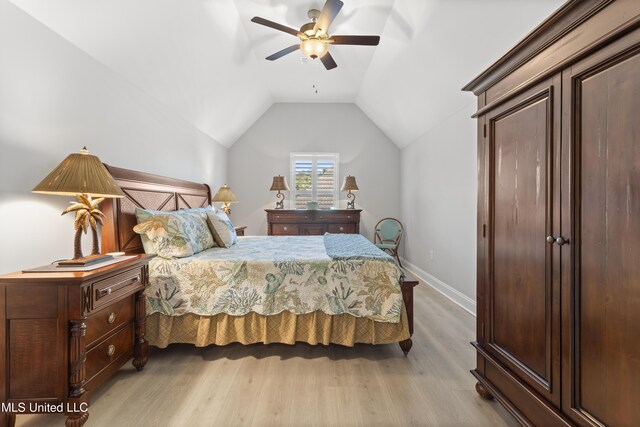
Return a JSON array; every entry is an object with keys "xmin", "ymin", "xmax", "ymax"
[{"xmin": 463, "ymin": 1, "xmax": 640, "ymax": 426}]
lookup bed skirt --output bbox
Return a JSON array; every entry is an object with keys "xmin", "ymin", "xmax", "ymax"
[{"xmin": 146, "ymin": 307, "xmax": 410, "ymax": 348}]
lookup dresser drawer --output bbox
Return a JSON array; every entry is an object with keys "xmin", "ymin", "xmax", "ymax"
[
  {"xmin": 85, "ymin": 323, "xmax": 134, "ymax": 384},
  {"xmin": 317, "ymin": 212, "xmax": 358, "ymax": 222},
  {"xmin": 327, "ymin": 224, "xmax": 356, "ymax": 234},
  {"xmin": 92, "ymin": 267, "xmax": 143, "ymax": 309},
  {"xmin": 85, "ymin": 296, "xmax": 135, "ymax": 348},
  {"xmin": 271, "ymin": 224, "xmax": 299, "ymax": 235},
  {"xmin": 301, "ymin": 225, "xmax": 326, "ymax": 235},
  {"xmin": 268, "ymin": 212, "xmax": 311, "ymax": 222}
]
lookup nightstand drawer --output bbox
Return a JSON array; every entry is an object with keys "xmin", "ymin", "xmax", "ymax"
[
  {"xmin": 85, "ymin": 296, "xmax": 135, "ymax": 348},
  {"xmin": 85, "ymin": 323, "xmax": 134, "ymax": 384},
  {"xmin": 272, "ymin": 224, "xmax": 299, "ymax": 235},
  {"xmin": 327, "ymin": 224, "xmax": 356, "ymax": 234},
  {"xmin": 92, "ymin": 267, "xmax": 143, "ymax": 309}
]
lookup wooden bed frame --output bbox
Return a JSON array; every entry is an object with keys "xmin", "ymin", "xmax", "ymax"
[{"xmin": 100, "ymin": 165, "xmax": 417, "ymax": 354}]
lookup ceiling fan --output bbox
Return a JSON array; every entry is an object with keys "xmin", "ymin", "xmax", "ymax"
[{"xmin": 251, "ymin": 0, "xmax": 380, "ymax": 71}]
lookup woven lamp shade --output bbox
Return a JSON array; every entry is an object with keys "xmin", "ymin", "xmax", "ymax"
[
  {"xmin": 32, "ymin": 147, "xmax": 125, "ymax": 198},
  {"xmin": 212, "ymin": 185, "xmax": 238, "ymax": 203},
  {"xmin": 341, "ymin": 175, "xmax": 359, "ymax": 192},
  {"xmin": 270, "ymin": 175, "xmax": 289, "ymax": 191}
]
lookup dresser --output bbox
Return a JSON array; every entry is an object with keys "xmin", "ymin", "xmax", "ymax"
[
  {"xmin": 266, "ymin": 209, "xmax": 361, "ymax": 236},
  {"xmin": 464, "ymin": 1, "xmax": 640, "ymax": 425},
  {"xmin": 0, "ymin": 255, "xmax": 152, "ymax": 427}
]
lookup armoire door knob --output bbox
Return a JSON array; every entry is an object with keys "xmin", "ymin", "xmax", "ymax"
[
  {"xmin": 556, "ymin": 236, "xmax": 568, "ymax": 246},
  {"xmin": 546, "ymin": 236, "xmax": 555, "ymax": 244}
]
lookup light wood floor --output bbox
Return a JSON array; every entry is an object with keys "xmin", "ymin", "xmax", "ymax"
[{"xmin": 20, "ymin": 281, "xmax": 517, "ymax": 427}]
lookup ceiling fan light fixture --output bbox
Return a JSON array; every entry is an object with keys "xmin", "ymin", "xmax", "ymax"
[
  {"xmin": 252, "ymin": 0, "xmax": 378, "ymax": 70},
  {"xmin": 301, "ymin": 38, "xmax": 328, "ymax": 59},
  {"xmin": 301, "ymin": 22, "xmax": 316, "ymax": 37}
]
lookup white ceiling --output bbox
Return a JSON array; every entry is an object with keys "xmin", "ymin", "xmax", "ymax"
[
  {"xmin": 235, "ymin": 0, "xmax": 395, "ymax": 102},
  {"xmin": 9, "ymin": 0, "xmax": 563, "ymax": 148},
  {"xmin": 357, "ymin": 0, "xmax": 564, "ymax": 147}
]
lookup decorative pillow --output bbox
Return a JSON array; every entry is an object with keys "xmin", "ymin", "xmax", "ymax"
[
  {"xmin": 206, "ymin": 210, "xmax": 237, "ymax": 248},
  {"xmin": 133, "ymin": 212, "xmax": 214, "ymax": 258},
  {"xmin": 135, "ymin": 206, "xmax": 215, "ymax": 253},
  {"xmin": 177, "ymin": 205, "xmax": 215, "ymax": 219}
]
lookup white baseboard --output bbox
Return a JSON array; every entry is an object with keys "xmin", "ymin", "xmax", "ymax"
[{"xmin": 401, "ymin": 258, "xmax": 476, "ymax": 317}]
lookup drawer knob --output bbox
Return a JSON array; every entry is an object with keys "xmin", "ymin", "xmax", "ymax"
[
  {"xmin": 348, "ymin": 216, "xmax": 352, "ymax": 219},
  {"xmin": 107, "ymin": 344, "xmax": 116, "ymax": 357},
  {"xmin": 283, "ymin": 227, "xmax": 288, "ymax": 231},
  {"xmin": 276, "ymin": 215, "xmax": 280, "ymax": 219},
  {"xmin": 107, "ymin": 312, "xmax": 116, "ymax": 324},
  {"xmin": 340, "ymin": 227, "xmax": 344, "ymax": 231},
  {"xmin": 107, "ymin": 288, "xmax": 112, "ymax": 295}
]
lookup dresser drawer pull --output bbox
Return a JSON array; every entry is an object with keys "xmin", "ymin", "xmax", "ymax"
[
  {"xmin": 283, "ymin": 226, "xmax": 288, "ymax": 231},
  {"xmin": 107, "ymin": 312, "xmax": 116, "ymax": 324},
  {"xmin": 107, "ymin": 344, "xmax": 116, "ymax": 357},
  {"xmin": 276, "ymin": 215, "xmax": 280, "ymax": 219},
  {"xmin": 340, "ymin": 226, "xmax": 344, "ymax": 231},
  {"xmin": 347, "ymin": 216, "xmax": 352, "ymax": 219},
  {"xmin": 98, "ymin": 275, "xmax": 139, "ymax": 299}
]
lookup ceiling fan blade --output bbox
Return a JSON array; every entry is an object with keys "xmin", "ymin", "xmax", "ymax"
[
  {"xmin": 266, "ymin": 44, "xmax": 300, "ymax": 61},
  {"xmin": 314, "ymin": 0, "xmax": 344, "ymax": 36},
  {"xmin": 329, "ymin": 35, "xmax": 380, "ymax": 46},
  {"xmin": 320, "ymin": 52, "xmax": 338, "ymax": 70},
  {"xmin": 251, "ymin": 17, "xmax": 300, "ymax": 37}
]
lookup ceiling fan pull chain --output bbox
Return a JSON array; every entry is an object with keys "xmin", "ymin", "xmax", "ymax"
[{"xmin": 314, "ymin": 60, "xmax": 319, "ymax": 94}]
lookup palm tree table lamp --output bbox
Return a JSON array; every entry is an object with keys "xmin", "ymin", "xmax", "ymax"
[
  {"xmin": 212, "ymin": 184, "xmax": 238, "ymax": 215},
  {"xmin": 32, "ymin": 147, "xmax": 125, "ymax": 266}
]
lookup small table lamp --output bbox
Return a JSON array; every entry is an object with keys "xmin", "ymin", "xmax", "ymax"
[
  {"xmin": 270, "ymin": 175, "xmax": 289, "ymax": 209},
  {"xmin": 32, "ymin": 147, "xmax": 125, "ymax": 266},
  {"xmin": 212, "ymin": 184, "xmax": 238, "ymax": 215},
  {"xmin": 341, "ymin": 175, "xmax": 359, "ymax": 209}
]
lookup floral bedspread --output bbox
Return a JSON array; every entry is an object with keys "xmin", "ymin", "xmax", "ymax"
[{"xmin": 146, "ymin": 235, "xmax": 403, "ymax": 323}]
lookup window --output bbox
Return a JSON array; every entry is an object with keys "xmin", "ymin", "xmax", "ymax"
[{"xmin": 290, "ymin": 153, "xmax": 339, "ymax": 209}]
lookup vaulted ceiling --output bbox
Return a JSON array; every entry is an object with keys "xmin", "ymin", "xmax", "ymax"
[{"xmin": 10, "ymin": 0, "xmax": 563, "ymax": 148}]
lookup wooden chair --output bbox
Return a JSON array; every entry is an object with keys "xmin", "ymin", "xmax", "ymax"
[{"xmin": 374, "ymin": 218, "xmax": 404, "ymax": 267}]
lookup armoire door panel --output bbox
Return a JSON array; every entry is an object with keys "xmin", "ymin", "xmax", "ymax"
[
  {"xmin": 562, "ymin": 40, "xmax": 640, "ymax": 427},
  {"xmin": 486, "ymin": 77, "xmax": 561, "ymax": 404}
]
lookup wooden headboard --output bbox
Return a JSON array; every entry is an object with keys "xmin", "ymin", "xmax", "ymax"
[{"xmin": 101, "ymin": 165, "xmax": 211, "ymax": 254}]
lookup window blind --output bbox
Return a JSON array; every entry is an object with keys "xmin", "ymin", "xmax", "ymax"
[{"xmin": 290, "ymin": 153, "xmax": 339, "ymax": 209}]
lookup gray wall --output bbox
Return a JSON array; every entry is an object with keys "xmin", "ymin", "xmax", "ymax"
[
  {"xmin": 389, "ymin": 1, "xmax": 564, "ymax": 315},
  {"xmin": 0, "ymin": 1, "xmax": 227, "ymax": 274},
  {"xmin": 228, "ymin": 103, "xmax": 400, "ymax": 240},
  {"xmin": 400, "ymin": 104, "xmax": 477, "ymax": 313}
]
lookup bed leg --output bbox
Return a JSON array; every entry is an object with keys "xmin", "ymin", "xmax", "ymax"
[
  {"xmin": 399, "ymin": 274, "xmax": 418, "ymax": 355},
  {"xmin": 399, "ymin": 338, "xmax": 413, "ymax": 355}
]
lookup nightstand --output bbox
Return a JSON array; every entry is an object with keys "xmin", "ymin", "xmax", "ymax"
[
  {"xmin": 0, "ymin": 254, "xmax": 152, "ymax": 427},
  {"xmin": 235, "ymin": 226, "xmax": 247, "ymax": 236}
]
